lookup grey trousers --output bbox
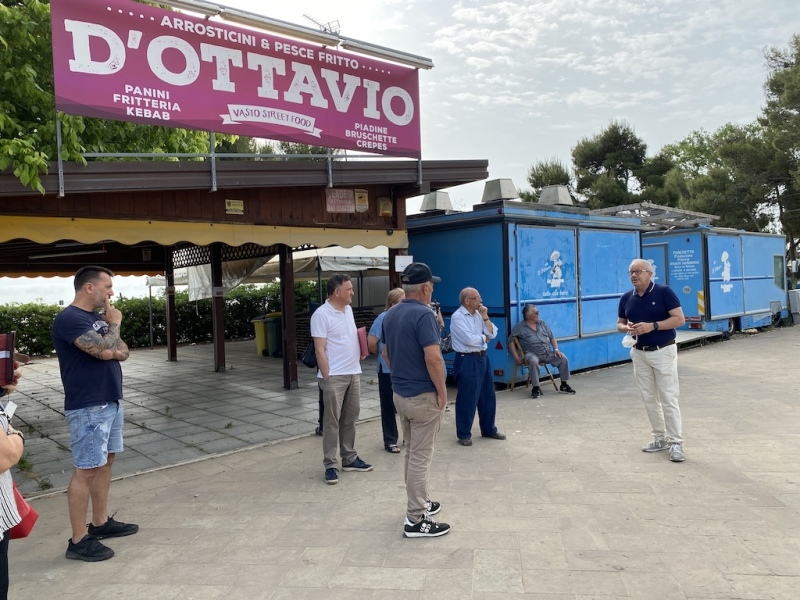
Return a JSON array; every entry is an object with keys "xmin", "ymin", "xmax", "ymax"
[
  {"xmin": 393, "ymin": 391, "xmax": 444, "ymax": 522},
  {"xmin": 320, "ymin": 374, "xmax": 361, "ymax": 469},
  {"xmin": 525, "ymin": 350, "xmax": 571, "ymax": 383}
]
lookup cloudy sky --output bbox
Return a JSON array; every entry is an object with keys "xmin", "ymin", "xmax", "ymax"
[{"xmin": 2, "ymin": 0, "xmax": 798, "ymax": 304}]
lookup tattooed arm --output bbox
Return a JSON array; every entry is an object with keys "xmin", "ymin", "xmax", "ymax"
[{"xmin": 73, "ymin": 302, "xmax": 130, "ymax": 361}]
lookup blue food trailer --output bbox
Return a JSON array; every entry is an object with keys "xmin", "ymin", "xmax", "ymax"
[
  {"xmin": 641, "ymin": 227, "xmax": 788, "ymax": 333},
  {"xmin": 407, "ymin": 194, "xmax": 642, "ymax": 385}
]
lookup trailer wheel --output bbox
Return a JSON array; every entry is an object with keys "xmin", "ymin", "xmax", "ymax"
[{"xmin": 722, "ymin": 318, "xmax": 735, "ymax": 340}]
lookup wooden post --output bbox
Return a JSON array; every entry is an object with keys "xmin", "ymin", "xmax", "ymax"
[
  {"xmin": 210, "ymin": 242, "xmax": 226, "ymax": 372},
  {"xmin": 279, "ymin": 245, "xmax": 298, "ymax": 389},
  {"xmin": 165, "ymin": 248, "xmax": 177, "ymax": 362}
]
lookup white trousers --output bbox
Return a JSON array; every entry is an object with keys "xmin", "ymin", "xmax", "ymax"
[{"xmin": 630, "ymin": 345, "xmax": 683, "ymax": 444}]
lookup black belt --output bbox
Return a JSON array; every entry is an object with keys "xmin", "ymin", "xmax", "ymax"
[
  {"xmin": 457, "ymin": 351, "xmax": 486, "ymax": 356},
  {"xmin": 634, "ymin": 339, "xmax": 675, "ymax": 352}
]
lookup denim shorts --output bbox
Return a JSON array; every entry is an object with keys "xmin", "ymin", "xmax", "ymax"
[{"xmin": 66, "ymin": 401, "xmax": 124, "ymax": 469}]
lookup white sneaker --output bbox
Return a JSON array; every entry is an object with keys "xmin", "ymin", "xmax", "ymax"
[
  {"xmin": 669, "ymin": 443, "xmax": 685, "ymax": 462},
  {"xmin": 642, "ymin": 439, "xmax": 669, "ymax": 452}
]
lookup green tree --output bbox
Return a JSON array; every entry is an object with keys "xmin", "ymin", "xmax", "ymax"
[
  {"xmin": 571, "ymin": 120, "xmax": 647, "ymax": 208},
  {"xmin": 760, "ymin": 34, "xmax": 800, "ymax": 267},
  {"xmin": 0, "ymin": 0, "xmax": 232, "ymax": 193},
  {"xmin": 522, "ymin": 158, "xmax": 572, "ymax": 203},
  {"xmin": 665, "ymin": 122, "xmax": 796, "ymax": 233},
  {"xmin": 215, "ymin": 136, "xmax": 276, "ymax": 159}
]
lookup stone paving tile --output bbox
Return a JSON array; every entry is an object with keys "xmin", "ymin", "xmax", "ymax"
[{"xmin": 7, "ymin": 328, "xmax": 800, "ymax": 599}]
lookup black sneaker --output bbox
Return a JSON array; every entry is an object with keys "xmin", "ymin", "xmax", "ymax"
[
  {"xmin": 87, "ymin": 514, "xmax": 139, "ymax": 539},
  {"xmin": 325, "ymin": 468, "xmax": 339, "ymax": 484},
  {"xmin": 342, "ymin": 457, "xmax": 373, "ymax": 472},
  {"xmin": 559, "ymin": 383, "xmax": 576, "ymax": 394},
  {"xmin": 531, "ymin": 386, "xmax": 541, "ymax": 398},
  {"xmin": 425, "ymin": 499, "xmax": 442, "ymax": 516},
  {"xmin": 403, "ymin": 515, "xmax": 450, "ymax": 538},
  {"xmin": 65, "ymin": 535, "xmax": 115, "ymax": 562}
]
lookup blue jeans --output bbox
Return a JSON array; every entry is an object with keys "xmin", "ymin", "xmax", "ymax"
[
  {"xmin": 65, "ymin": 401, "xmax": 124, "ymax": 469},
  {"xmin": 453, "ymin": 353, "xmax": 498, "ymax": 440}
]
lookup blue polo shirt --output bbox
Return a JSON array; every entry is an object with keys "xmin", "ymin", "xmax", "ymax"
[
  {"xmin": 618, "ymin": 282, "xmax": 681, "ymax": 347},
  {"xmin": 381, "ymin": 299, "xmax": 440, "ymax": 397},
  {"xmin": 52, "ymin": 305, "xmax": 123, "ymax": 410}
]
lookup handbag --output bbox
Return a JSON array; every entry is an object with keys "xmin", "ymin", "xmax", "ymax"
[
  {"xmin": 9, "ymin": 482, "xmax": 38, "ymax": 539},
  {"xmin": 440, "ymin": 333, "xmax": 454, "ymax": 354},
  {"xmin": 301, "ymin": 342, "xmax": 317, "ymax": 369}
]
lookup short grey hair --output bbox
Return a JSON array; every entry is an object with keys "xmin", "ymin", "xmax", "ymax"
[
  {"xmin": 403, "ymin": 283, "xmax": 424, "ymax": 294},
  {"xmin": 629, "ymin": 259, "xmax": 652, "ymax": 273}
]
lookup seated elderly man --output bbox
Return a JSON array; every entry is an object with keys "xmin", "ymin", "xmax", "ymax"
[{"xmin": 508, "ymin": 304, "xmax": 576, "ymax": 398}]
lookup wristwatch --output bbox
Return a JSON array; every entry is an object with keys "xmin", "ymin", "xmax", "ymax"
[
  {"xmin": 653, "ymin": 321, "xmax": 660, "ymax": 331},
  {"xmin": 6, "ymin": 427, "xmax": 24, "ymax": 444}
]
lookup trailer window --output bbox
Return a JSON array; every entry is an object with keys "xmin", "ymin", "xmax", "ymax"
[{"xmin": 774, "ymin": 256, "xmax": 785, "ymax": 290}]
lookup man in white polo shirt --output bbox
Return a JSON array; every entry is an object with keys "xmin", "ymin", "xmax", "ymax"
[{"xmin": 311, "ymin": 274, "xmax": 373, "ymax": 484}]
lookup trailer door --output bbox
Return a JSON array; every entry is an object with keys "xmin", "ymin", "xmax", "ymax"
[
  {"xmin": 513, "ymin": 225, "xmax": 578, "ymax": 338},
  {"xmin": 706, "ymin": 234, "xmax": 745, "ymax": 319},
  {"xmin": 642, "ymin": 243, "xmax": 668, "ymax": 286},
  {"xmin": 578, "ymin": 229, "xmax": 640, "ymax": 335}
]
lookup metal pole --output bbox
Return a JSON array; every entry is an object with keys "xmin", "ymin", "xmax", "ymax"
[
  {"xmin": 209, "ymin": 131, "xmax": 217, "ymax": 192},
  {"xmin": 326, "ymin": 147, "xmax": 333, "ymax": 188},
  {"xmin": 148, "ymin": 285, "xmax": 154, "ymax": 349},
  {"xmin": 56, "ymin": 114, "xmax": 65, "ymax": 197}
]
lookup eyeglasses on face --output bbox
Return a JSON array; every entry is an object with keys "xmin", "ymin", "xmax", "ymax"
[{"xmin": 629, "ymin": 269, "xmax": 650, "ymax": 275}]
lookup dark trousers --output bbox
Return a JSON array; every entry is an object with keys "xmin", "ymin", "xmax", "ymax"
[
  {"xmin": 454, "ymin": 353, "xmax": 498, "ymax": 440},
  {"xmin": 0, "ymin": 529, "xmax": 9, "ymax": 600},
  {"xmin": 378, "ymin": 369, "xmax": 399, "ymax": 448},
  {"xmin": 317, "ymin": 383, "xmax": 324, "ymax": 430}
]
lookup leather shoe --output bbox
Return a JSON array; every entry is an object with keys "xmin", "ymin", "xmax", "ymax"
[
  {"xmin": 483, "ymin": 431, "xmax": 506, "ymax": 440},
  {"xmin": 457, "ymin": 438, "xmax": 472, "ymax": 446}
]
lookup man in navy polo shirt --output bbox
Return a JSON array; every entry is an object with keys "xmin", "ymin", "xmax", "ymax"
[
  {"xmin": 617, "ymin": 259, "xmax": 687, "ymax": 462},
  {"xmin": 52, "ymin": 266, "xmax": 139, "ymax": 563},
  {"xmin": 382, "ymin": 263, "xmax": 450, "ymax": 538}
]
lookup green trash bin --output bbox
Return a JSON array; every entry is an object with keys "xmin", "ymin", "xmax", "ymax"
[
  {"xmin": 265, "ymin": 316, "xmax": 282, "ymax": 358},
  {"xmin": 251, "ymin": 318, "xmax": 268, "ymax": 357}
]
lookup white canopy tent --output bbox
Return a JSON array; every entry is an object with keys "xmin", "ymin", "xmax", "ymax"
[{"xmin": 145, "ymin": 246, "xmax": 390, "ymax": 302}]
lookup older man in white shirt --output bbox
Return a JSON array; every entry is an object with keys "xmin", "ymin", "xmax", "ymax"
[{"xmin": 449, "ymin": 287, "xmax": 506, "ymax": 446}]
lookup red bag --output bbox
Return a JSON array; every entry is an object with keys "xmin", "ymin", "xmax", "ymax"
[{"xmin": 9, "ymin": 482, "xmax": 38, "ymax": 539}]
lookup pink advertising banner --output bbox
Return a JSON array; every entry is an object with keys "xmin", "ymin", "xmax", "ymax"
[{"xmin": 50, "ymin": 0, "xmax": 421, "ymax": 158}]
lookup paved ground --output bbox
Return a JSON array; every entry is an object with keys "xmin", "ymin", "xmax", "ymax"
[
  {"xmin": 7, "ymin": 327, "xmax": 800, "ymax": 599},
  {"xmin": 10, "ymin": 342, "xmax": 382, "ymax": 495}
]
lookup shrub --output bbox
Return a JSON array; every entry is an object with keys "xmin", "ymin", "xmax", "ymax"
[{"xmin": 1, "ymin": 282, "xmax": 320, "ymax": 355}]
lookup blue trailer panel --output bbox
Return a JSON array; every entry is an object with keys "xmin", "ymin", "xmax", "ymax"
[
  {"xmin": 642, "ymin": 227, "xmax": 787, "ymax": 332},
  {"xmin": 706, "ymin": 234, "xmax": 745, "ymax": 319},
  {"xmin": 408, "ymin": 200, "xmax": 641, "ymax": 385}
]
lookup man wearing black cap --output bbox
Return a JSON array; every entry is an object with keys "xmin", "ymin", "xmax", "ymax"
[
  {"xmin": 382, "ymin": 263, "xmax": 450, "ymax": 538},
  {"xmin": 450, "ymin": 287, "xmax": 506, "ymax": 446}
]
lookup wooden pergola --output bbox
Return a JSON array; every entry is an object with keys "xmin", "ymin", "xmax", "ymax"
[{"xmin": 0, "ymin": 157, "xmax": 488, "ymax": 388}]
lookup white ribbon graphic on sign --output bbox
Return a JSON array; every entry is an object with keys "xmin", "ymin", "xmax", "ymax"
[{"xmin": 220, "ymin": 105, "xmax": 322, "ymax": 137}]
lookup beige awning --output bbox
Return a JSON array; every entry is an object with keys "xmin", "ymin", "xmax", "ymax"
[{"xmin": 0, "ymin": 216, "xmax": 407, "ymax": 249}]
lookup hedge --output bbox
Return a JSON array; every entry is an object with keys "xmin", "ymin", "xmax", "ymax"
[{"xmin": 0, "ymin": 282, "xmax": 320, "ymax": 356}]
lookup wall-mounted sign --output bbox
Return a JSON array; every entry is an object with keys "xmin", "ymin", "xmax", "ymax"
[
  {"xmin": 355, "ymin": 189, "xmax": 368, "ymax": 213},
  {"xmin": 225, "ymin": 199, "xmax": 244, "ymax": 215},
  {"xmin": 395, "ymin": 255, "xmax": 413, "ymax": 272},
  {"xmin": 326, "ymin": 188, "xmax": 355, "ymax": 213},
  {"xmin": 50, "ymin": 0, "xmax": 422, "ymax": 157},
  {"xmin": 377, "ymin": 196, "xmax": 393, "ymax": 217}
]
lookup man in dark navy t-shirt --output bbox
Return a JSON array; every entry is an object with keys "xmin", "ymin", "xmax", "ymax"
[
  {"xmin": 382, "ymin": 263, "xmax": 450, "ymax": 538},
  {"xmin": 52, "ymin": 266, "xmax": 138, "ymax": 562},
  {"xmin": 617, "ymin": 259, "xmax": 687, "ymax": 463}
]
